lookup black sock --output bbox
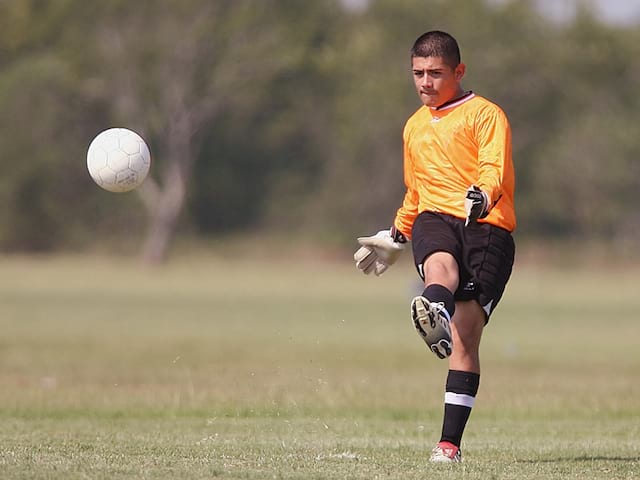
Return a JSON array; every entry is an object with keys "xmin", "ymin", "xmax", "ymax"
[
  {"xmin": 422, "ymin": 284, "xmax": 455, "ymax": 319},
  {"xmin": 440, "ymin": 370, "xmax": 480, "ymax": 447}
]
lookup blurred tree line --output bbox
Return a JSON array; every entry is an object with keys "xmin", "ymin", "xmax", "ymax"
[{"xmin": 0, "ymin": 0, "xmax": 638, "ymax": 262}]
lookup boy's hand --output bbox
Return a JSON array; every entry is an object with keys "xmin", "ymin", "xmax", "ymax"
[
  {"xmin": 464, "ymin": 185, "xmax": 489, "ymax": 226},
  {"xmin": 354, "ymin": 228, "xmax": 406, "ymax": 276}
]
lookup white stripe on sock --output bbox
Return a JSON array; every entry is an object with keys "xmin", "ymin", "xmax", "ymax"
[{"xmin": 444, "ymin": 392, "xmax": 476, "ymax": 408}]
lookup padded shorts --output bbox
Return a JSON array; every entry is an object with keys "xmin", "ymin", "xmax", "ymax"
[{"xmin": 411, "ymin": 211, "xmax": 515, "ymax": 320}]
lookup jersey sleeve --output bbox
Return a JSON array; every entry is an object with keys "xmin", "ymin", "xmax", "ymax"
[
  {"xmin": 393, "ymin": 134, "xmax": 419, "ymax": 239},
  {"xmin": 474, "ymin": 106, "xmax": 512, "ymax": 209}
]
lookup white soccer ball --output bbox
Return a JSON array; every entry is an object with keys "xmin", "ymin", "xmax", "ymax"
[{"xmin": 87, "ymin": 128, "xmax": 151, "ymax": 192}]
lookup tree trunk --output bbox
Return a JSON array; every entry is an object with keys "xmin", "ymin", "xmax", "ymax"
[{"xmin": 140, "ymin": 145, "xmax": 189, "ymax": 265}]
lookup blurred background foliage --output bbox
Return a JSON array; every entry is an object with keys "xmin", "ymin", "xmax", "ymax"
[{"xmin": 0, "ymin": 0, "xmax": 638, "ymax": 261}]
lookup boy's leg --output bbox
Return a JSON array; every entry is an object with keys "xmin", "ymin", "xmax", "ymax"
[
  {"xmin": 411, "ymin": 251, "xmax": 460, "ymax": 359},
  {"xmin": 431, "ymin": 300, "xmax": 484, "ymax": 462}
]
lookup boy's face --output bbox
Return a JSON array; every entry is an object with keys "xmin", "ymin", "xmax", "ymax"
[{"xmin": 412, "ymin": 56, "xmax": 465, "ymax": 108}]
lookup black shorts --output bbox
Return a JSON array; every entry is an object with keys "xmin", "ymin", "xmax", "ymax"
[{"xmin": 411, "ymin": 211, "xmax": 515, "ymax": 320}]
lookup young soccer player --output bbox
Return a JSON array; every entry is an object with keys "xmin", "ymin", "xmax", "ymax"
[{"xmin": 354, "ymin": 30, "xmax": 516, "ymax": 463}]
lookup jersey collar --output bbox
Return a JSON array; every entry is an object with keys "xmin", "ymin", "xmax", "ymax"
[{"xmin": 432, "ymin": 91, "xmax": 475, "ymax": 111}]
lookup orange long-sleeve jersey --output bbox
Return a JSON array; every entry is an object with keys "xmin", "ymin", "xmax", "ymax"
[{"xmin": 393, "ymin": 92, "xmax": 516, "ymax": 238}]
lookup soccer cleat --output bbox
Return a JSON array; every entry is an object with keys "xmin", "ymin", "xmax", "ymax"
[
  {"xmin": 429, "ymin": 441, "xmax": 462, "ymax": 463},
  {"xmin": 411, "ymin": 296, "xmax": 453, "ymax": 359}
]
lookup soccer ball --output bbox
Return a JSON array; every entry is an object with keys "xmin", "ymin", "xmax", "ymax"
[{"xmin": 87, "ymin": 128, "xmax": 151, "ymax": 192}]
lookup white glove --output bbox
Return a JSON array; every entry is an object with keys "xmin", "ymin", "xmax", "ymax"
[
  {"xmin": 353, "ymin": 228, "xmax": 406, "ymax": 276},
  {"xmin": 464, "ymin": 185, "xmax": 490, "ymax": 226}
]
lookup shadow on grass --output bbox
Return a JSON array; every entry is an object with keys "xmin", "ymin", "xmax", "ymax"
[{"xmin": 519, "ymin": 456, "xmax": 640, "ymax": 463}]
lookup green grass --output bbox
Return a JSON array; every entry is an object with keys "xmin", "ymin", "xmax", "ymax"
[{"xmin": 0, "ymin": 254, "xmax": 639, "ymax": 479}]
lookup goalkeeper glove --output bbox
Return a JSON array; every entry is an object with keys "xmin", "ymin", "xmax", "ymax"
[
  {"xmin": 354, "ymin": 227, "xmax": 407, "ymax": 276},
  {"xmin": 464, "ymin": 185, "xmax": 489, "ymax": 226}
]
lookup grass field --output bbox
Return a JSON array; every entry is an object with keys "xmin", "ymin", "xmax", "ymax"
[{"xmin": 0, "ymin": 253, "xmax": 638, "ymax": 479}]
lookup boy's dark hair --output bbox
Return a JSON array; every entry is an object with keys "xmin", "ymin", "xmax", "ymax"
[{"xmin": 411, "ymin": 31, "xmax": 461, "ymax": 68}]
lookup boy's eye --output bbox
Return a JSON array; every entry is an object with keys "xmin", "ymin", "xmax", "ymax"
[{"xmin": 413, "ymin": 70, "xmax": 444, "ymax": 77}]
